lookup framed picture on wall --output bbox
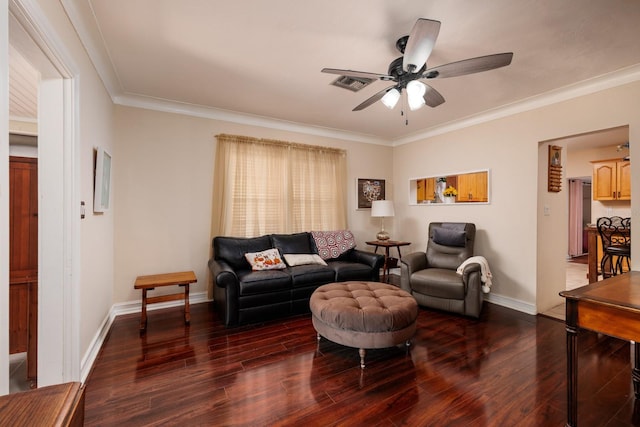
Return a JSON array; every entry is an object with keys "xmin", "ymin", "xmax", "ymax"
[
  {"xmin": 548, "ymin": 145, "xmax": 562, "ymax": 192},
  {"xmin": 94, "ymin": 146, "xmax": 112, "ymax": 212},
  {"xmin": 356, "ymin": 178, "xmax": 386, "ymax": 209}
]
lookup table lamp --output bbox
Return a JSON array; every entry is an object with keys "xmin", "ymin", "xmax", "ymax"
[{"xmin": 371, "ymin": 200, "xmax": 395, "ymax": 241}]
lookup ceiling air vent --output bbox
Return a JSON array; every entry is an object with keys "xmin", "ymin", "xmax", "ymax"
[{"xmin": 331, "ymin": 75, "xmax": 374, "ymax": 92}]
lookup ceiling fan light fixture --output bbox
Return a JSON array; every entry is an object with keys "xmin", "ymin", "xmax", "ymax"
[
  {"xmin": 381, "ymin": 88, "xmax": 400, "ymax": 109},
  {"xmin": 407, "ymin": 81, "xmax": 426, "ymax": 110}
]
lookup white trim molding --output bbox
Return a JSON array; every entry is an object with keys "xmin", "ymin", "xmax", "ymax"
[{"xmin": 484, "ymin": 292, "xmax": 537, "ymax": 316}]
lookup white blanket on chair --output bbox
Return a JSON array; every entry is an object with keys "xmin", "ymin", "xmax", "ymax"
[{"xmin": 456, "ymin": 256, "xmax": 493, "ymax": 293}]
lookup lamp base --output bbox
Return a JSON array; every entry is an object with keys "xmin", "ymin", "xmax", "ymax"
[{"xmin": 376, "ymin": 230, "xmax": 390, "ymax": 241}]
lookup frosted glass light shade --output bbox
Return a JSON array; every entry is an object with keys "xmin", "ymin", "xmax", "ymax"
[
  {"xmin": 407, "ymin": 80, "xmax": 426, "ymax": 111},
  {"xmin": 380, "ymin": 88, "xmax": 400, "ymax": 109}
]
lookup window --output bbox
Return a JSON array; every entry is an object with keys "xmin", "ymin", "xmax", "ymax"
[{"xmin": 212, "ymin": 134, "xmax": 347, "ymax": 237}]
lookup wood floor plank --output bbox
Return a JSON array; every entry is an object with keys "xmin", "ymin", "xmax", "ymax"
[{"xmin": 83, "ymin": 300, "xmax": 640, "ymax": 426}]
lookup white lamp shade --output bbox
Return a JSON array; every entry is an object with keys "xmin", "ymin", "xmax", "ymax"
[
  {"xmin": 381, "ymin": 88, "xmax": 400, "ymax": 109},
  {"xmin": 407, "ymin": 80, "xmax": 426, "ymax": 111},
  {"xmin": 371, "ymin": 200, "xmax": 395, "ymax": 217}
]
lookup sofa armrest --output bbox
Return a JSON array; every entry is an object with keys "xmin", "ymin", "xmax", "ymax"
[
  {"xmin": 346, "ymin": 249, "xmax": 385, "ymax": 270},
  {"xmin": 400, "ymin": 252, "xmax": 428, "ymax": 274},
  {"xmin": 400, "ymin": 252, "xmax": 428, "ymax": 292},
  {"xmin": 208, "ymin": 258, "xmax": 238, "ymax": 289}
]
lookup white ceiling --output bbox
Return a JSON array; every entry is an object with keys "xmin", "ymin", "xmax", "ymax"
[{"xmin": 10, "ymin": 0, "xmax": 640, "ymax": 144}]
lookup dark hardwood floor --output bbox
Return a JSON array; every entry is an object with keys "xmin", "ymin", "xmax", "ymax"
[{"xmin": 84, "ymin": 289, "xmax": 640, "ymax": 426}]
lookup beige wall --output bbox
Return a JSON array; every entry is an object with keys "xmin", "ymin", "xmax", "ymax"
[
  {"xmin": 114, "ymin": 80, "xmax": 640, "ymax": 315},
  {"xmin": 393, "ymin": 81, "xmax": 640, "ymax": 314},
  {"xmin": 113, "ymin": 106, "xmax": 393, "ymax": 303}
]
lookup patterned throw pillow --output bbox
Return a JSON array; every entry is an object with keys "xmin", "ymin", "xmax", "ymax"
[
  {"xmin": 311, "ymin": 230, "xmax": 356, "ymax": 260},
  {"xmin": 244, "ymin": 248, "xmax": 286, "ymax": 271}
]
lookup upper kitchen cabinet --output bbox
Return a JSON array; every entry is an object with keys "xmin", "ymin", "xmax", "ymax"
[{"xmin": 592, "ymin": 158, "xmax": 631, "ymax": 201}]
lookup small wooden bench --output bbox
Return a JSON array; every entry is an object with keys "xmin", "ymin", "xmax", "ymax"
[{"xmin": 134, "ymin": 271, "xmax": 197, "ymax": 333}]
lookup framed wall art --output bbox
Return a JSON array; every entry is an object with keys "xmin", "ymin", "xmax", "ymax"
[
  {"xmin": 94, "ymin": 146, "xmax": 112, "ymax": 212},
  {"xmin": 356, "ymin": 178, "xmax": 386, "ymax": 209},
  {"xmin": 548, "ymin": 145, "xmax": 562, "ymax": 193}
]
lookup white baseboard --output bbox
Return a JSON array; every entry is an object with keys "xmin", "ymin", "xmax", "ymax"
[
  {"xmin": 79, "ymin": 291, "xmax": 210, "ymax": 383},
  {"xmin": 484, "ymin": 292, "xmax": 537, "ymax": 315}
]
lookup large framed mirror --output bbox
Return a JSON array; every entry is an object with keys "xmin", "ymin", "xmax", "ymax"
[{"xmin": 409, "ymin": 169, "xmax": 490, "ymax": 205}]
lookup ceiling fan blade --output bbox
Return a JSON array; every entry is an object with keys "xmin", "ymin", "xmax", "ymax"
[
  {"xmin": 403, "ymin": 19, "xmax": 441, "ymax": 73},
  {"xmin": 423, "ymin": 84, "xmax": 445, "ymax": 107},
  {"xmin": 353, "ymin": 86, "xmax": 396, "ymax": 111},
  {"xmin": 321, "ymin": 68, "xmax": 392, "ymax": 81},
  {"xmin": 423, "ymin": 52, "xmax": 514, "ymax": 79}
]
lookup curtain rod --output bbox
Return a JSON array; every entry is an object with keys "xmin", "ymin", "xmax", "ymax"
[{"xmin": 215, "ymin": 133, "xmax": 346, "ymax": 155}]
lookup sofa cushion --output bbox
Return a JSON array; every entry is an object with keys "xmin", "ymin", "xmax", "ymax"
[
  {"xmin": 287, "ymin": 264, "xmax": 335, "ymax": 287},
  {"xmin": 236, "ymin": 270, "xmax": 292, "ymax": 295},
  {"xmin": 245, "ymin": 248, "xmax": 286, "ymax": 271},
  {"xmin": 311, "ymin": 230, "xmax": 356, "ymax": 260},
  {"xmin": 284, "ymin": 253, "xmax": 327, "ymax": 266},
  {"xmin": 271, "ymin": 232, "xmax": 314, "ymax": 254},
  {"xmin": 328, "ymin": 260, "xmax": 373, "ymax": 281},
  {"xmin": 410, "ymin": 268, "xmax": 465, "ymax": 299},
  {"xmin": 214, "ymin": 235, "xmax": 273, "ymax": 270}
]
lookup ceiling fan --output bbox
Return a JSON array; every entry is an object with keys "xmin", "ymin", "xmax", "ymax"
[{"xmin": 322, "ymin": 18, "xmax": 513, "ymax": 113}]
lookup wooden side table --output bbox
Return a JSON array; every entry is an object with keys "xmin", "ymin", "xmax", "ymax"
[
  {"xmin": 134, "ymin": 271, "xmax": 197, "ymax": 333},
  {"xmin": 365, "ymin": 240, "xmax": 411, "ymax": 282}
]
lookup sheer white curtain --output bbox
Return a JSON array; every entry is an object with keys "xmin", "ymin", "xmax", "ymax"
[
  {"xmin": 568, "ymin": 179, "xmax": 584, "ymax": 257},
  {"xmin": 211, "ymin": 134, "xmax": 347, "ymax": 237}
]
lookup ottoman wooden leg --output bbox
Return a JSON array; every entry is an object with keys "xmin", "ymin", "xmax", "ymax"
[{"xmin": 359, "ymin": 348, "xmax": 366, "ymax": 369}]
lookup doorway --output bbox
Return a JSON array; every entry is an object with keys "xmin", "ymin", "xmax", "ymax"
[
  {"xmin": 568, "ymin": 178, "xmax": 591, "ymax": 259},
  {"xmin": 540, "ymin": 126, "xmax": 630, "ymax": 321},
  {"xmin": 3, "ymin": 0, "xmax": 81, "ymax": 393}
]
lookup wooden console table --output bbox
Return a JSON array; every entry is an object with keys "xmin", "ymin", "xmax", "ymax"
[
  {"xmin": 0, "ymin": 382, "xmax": 85, "ymax": 426},
  {"xmin": 365, "ymin": 240, "xmax": 410, "ymax": 282},
  {"xmin": 134, "ymin": 271, "xmax": 197, "ymax": 333},
  {"xmin": 560, "ymin": 271, "xmax": 640, "ymax": 426}
]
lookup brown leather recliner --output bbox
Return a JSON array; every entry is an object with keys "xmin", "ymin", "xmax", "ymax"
[{"xmin": 400, "ymin": 222, "xmax": 484, "ymax": 318}]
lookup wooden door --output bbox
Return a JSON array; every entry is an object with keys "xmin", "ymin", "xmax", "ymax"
[
  {"xmin": 10, "ymin": 157, "xmax": 38, "ymax": 279},
  {"xmin": 9, "ymin": 156, "xmax": 38, "ymax": 384}
]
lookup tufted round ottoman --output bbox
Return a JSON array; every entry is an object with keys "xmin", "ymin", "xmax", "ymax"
[{"xmin": 310, "ymin": 281, "xmax": 418, "ymax": 368}]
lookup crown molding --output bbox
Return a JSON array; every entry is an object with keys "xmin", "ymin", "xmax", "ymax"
[
  {"xmin": 114, "ymin": 93, "xmax": 389, "ymax": 145},
  {"xmin": 60, "ymin": 0, "xmax": 121, "ymax": 96},
  {"xmin": 392, "ymin": 64, "xmax": 640, "ymax": 146}
]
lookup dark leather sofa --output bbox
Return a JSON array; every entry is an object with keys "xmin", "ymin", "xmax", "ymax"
[{"xmin": 208, "ymin": 232, "xmax": 384, "ymax": 326}]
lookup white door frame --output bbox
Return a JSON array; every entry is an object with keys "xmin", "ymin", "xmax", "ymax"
[{"xmin": 2, "ymin": 0, "xmax": 80, "ymax": 392}]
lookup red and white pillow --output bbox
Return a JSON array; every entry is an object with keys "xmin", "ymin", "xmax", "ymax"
[{"xmin": 311, "ymin": 230, "xmax": 356, "ymax": 260}]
